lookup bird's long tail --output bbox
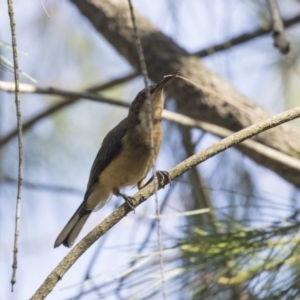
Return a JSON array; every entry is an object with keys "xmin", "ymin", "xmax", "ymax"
[{"xmin": 54, "ymin": 202, "xmax": 91, "ymax": 248}]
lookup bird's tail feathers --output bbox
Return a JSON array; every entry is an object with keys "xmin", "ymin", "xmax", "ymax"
[{"xmin": 54, "ymin": 202, "xmax": 91, "ymax": 248}]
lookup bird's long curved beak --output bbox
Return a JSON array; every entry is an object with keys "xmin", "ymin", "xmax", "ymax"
[{"xmin": 154, "ymin": 71, "xmax": 180, "ymax": 90}]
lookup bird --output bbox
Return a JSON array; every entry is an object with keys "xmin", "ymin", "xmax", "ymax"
[{"xmin": 54, "ymin": 72, "xmax": 177, "ymax": 248}]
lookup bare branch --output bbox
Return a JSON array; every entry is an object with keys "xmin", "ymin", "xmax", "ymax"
[
  {"xmin": 266, "ymin": 0, "xmax": 290, "ymax": 54},
  {"xmin": 0, "ymin": 72, "xmax": 137, "ymax": 147},
  {"xmin": 193, "ymin": 13, "xmax": 299, "ymax": 57},
  {"xmin": 30, "ymin": 106, "xmax": 300, "ymax": 300},
  {"xmin": 162, "ymin": 110, "xmax": 300, "ymax": 174},
  {"xmin": 0, "ymin": 81, "xmax": 130, "ymax": 106},
  {"xmin": 7, "ymin": 0, "xmax": 22, "ymax": 290}
]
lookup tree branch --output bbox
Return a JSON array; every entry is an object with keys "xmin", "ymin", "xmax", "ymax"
[
  {"xmin": 163, "ymin": 110, "xmax": 300, "ymax": 175},
  {"xmin": 266, "ymin": 0, "xmax": 290, "ymax": 54},
  {"xmin": 30, "ymin": 106, "xmax": 300, "ymax": 300},
  {"xmin": 7, "ymin": 0, "xmax": 22, "ymax": 290},
  {"xmin": 0, "ymin": 80, "xmax": 130, "ymax": 106},
  {"xmin": 193, "ymin": 12, "xmax": 299, "ymax": 57}
]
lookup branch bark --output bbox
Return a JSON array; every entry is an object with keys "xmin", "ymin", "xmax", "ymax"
[
  {"xmin": 30, "ymin": 106, "xmax": 300, "ymax": 300},
  {"xmin": 68, "ymin": 0, "xmax": 300, "ymax": 188}
]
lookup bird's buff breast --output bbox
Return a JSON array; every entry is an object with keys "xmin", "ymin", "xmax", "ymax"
[
  {"xmin": 86, "ymin": 124, "xmax": 162, "ymax": 210},
  {"xmin": 99, "ymin": 133, "xmax": 159, "ymax": 189}
]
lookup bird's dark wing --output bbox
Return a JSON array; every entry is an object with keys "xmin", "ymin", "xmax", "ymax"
[{"xmin": 84, "ymin": 118, "xmax": 128, "ymax": 200}]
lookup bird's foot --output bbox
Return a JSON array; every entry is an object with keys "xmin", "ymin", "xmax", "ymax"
[
  {"xmin": 142, "ymin": 170, "xmax": 172, "ymax": 189},
  {"xmin": 116, "ymin": 192, "xmax": 136, "ymax": 213},
  {"xmin": 156, "ymin": 170, "xmax": 172, "ymax": 187}
]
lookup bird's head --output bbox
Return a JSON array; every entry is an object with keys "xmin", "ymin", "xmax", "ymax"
[{"xmin": 129, "ymin": 72, "xmax": 178, "ymax": 122}]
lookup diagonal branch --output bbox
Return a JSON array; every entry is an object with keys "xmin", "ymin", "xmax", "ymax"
[
  {"xmin": 193, "ymin": 13, "xmax": 299, "ymax": 57},
  {"xmin": 30, "ymin": 106, "xmax": 300, "ymax": 300},
  {"xmin": 163, "ymin": 110, "xmax": 300, "ymax": 178}
]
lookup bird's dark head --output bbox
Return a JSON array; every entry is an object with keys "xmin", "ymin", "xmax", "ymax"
[{"xmin": 129, "ymin": 72, "xmax": 179, "ymax": 120}]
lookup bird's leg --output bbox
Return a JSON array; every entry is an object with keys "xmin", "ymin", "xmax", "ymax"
[
  {"xmin": 138, "ymin": 171, "xmax": 172, "ymax": 190},
  {"xmin": 113, "ymin": 189, "xmax": 135, "ymax": 212},
  {"xmin": 137, "ymin": 180, "xmax": 145, "ymax": 190}
]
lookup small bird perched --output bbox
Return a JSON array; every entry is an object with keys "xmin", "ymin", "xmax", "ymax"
[{"xmin": 54, "ymin": 72, "xmax": 177, "ymax": 248}]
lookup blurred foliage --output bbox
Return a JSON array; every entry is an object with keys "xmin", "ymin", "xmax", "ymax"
[
  {"xmin": 180, "ymin": 219, "xmax": 300, "ymax": 299},
  {"xmin": 69, "ymin": 201, "xmax": 300, "ymax": 299}
]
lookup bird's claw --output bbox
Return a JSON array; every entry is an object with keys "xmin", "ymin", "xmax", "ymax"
[
  {"xmin": 118, "ymin": 193, "xmax": 136, "ymax": 213},
  {"xmin": 144, "ymin": 170, "xmax": 172, "ymax": 189},
  {"xmin": 154, "ymin": 171, "xmax": 172, "ymax": 187},
  {"xmin": 124, "ymin": 196, "xmax": 136, "ymax": 212}
]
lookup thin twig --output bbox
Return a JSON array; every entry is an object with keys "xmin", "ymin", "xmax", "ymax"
[
  {"xmin": 7, "ymin": 0, "xmax": 22, "ymax": 291},
  {"xmin": 30, "ymin": 106, "xmax": 300, "ymax": 300},
  {"xmin": 0, "ymin": 76, "xmax": 263, "ymax": 120},
  {"xmin": 193, "ymin": 13, "xmax": 300, "ymax": 57},
  {"xmin": 127, "ymin": 1, "xmax": 167, "ymax": 298},
  {"xmin": 266, "ymin": 0, "xmax": 290, "ymax": 54},
  {"xmin": 39, "ymin": 0, "xmax": 50, "ymax": 17}
]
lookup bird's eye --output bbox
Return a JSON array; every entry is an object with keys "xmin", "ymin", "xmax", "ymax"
[{"xmin": 141, "ymin": 92, "xmax": 146, "ymax": 99}]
